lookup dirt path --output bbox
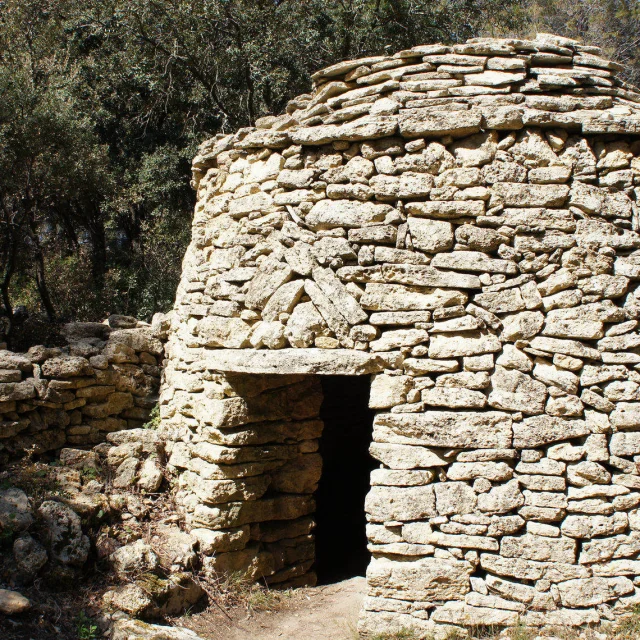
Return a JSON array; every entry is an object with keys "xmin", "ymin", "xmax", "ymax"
[{"xmin": 182, "ymin": 576, "xmax": 366, "ymax": 640}]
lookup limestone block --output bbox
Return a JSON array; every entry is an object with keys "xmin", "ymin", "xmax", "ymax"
[
  {"xmin": 501, "ymin": 311, "xmax": 544, "ymax": 341},
  {"xmin": 434, "ymin": 482, "xmax": 478, "ymax": 515},
  {"xmin": 365, "ymin": 485, "xmax": 436, "ymax": 522},
  {"xmin": 514, "ymin": 415, "xmax": 589, "ymax": 449},
  {"xmin": 405, "ymin": 200, "xmax": 484, "ymax": 219},
  {"xmin": 203, "ymin": 348, "xmax": 400, "ymax": 375},
  {"xmin": 435, "ymin": 371, "xmax": 490, "ymax": 389},
  {"xmin": 182, "ymin": 471, "xmax": 270, "ymax": 504},
  {"xmin": 500, "ymin": 534, "xmax": 577, "ymax": 563},
  {"xmin": 516, "ymin": 458, "xmax": 566, "ymax": 476},
  {"xmin": 485, "ymin": 573, "xmax": 547, "ymax": 606},
  {"xmin": 422, "ymin": 386, "xmax": 487, "ymax": 409},
  {"xmin": 580, "ymin": 533, "xmax": 640, "ymax": 564},
  {"xmin": 249, "ymin": 321, "xmax": 286, "ymax": 352},
  {"xmin": 370, "ymin": 173, "xmax": 434, "ymax": 199},
  {"xmin": 557, "ymin": 577, "xmax": 634, "ymax": 607},
  {"xmin": 450, "ymin": 131, "xmax": 499, "ymax": 166},
  {"xmin": 481, "ymin": 553, "xmax": 581, "ymax": 582},
  {"xmin": 610, "ymin": 403, "xmax": 640, "ymax": 430},
  {"xmin": 492, "ymin": 183, "xmax": 569, "ymax": 207},
  {"xmin": 369, "ymin": 443, "xmax": 447, "ymax": 469},
  {"xmin": 562, "ymin": 514, "xmax": 628, "ymax": 539},
  {"xmin": 448, "ymin": 462, "xmax": 513, "ymax": 482},
  {"xmin": 496, "ymin": 345, "xmax": 534, "ymax": 372},
  {"xmin": 374, "ymin": 411, "xmax": 513, "ymax": 449},
  {"xmin": 429, "ymin": 531, "xmax": 499, "ymax": 551},
  {"xmin": 533, "ymin": 359, "xmax": 579, "ymax": 394},
  {"xmin": 407, "ymin": 218, "xmax": 454, "ymax": 253},
  {"xmin": 431, "ymin": 251, "xmax": 516, "ymax": 274},
  {"xmin": 567, "ymin": 461, "xmax": 611, "ymax": 487},
  {"xmin": 244, "ymin": 258, "xmax": 293, "ymax": 310},
  {"xmin": 370, "ymin": 329, "xmax": 429, "ymax": 352},
  {"xmin": 41, "ymin": 356, "xmax": 93, "ymax": 378},
  {"xmin": 478, "ymin": 479, "xmax": 524, "ymax": 514},
  {"xmin": 277, "ymin": 169, "xmax": 315, "ymax": 189},
  {"xmin": 367, "ymin": 556, "xmax": 473, "ymax": 601},
  {"xmin": 488, "ymin": 366, "xmax": 547, "ymax": 414},
  {"xmin": 429, "ymin": 332, "xmax": 501, "ymax": 359},
  {"xmin": 474, "ymin": 288, "xmax": 526, "ymax": 314},
  {"xmin": 312, "ymin": 266, "xmax": 367, "ymax": 325},
  {"xmin": 305, "ymin": 199, "xmax": 391, "ymax": 229},
  {"xmin": 455, "ymin": 225, "xmax": 506, "ymax": 252},
  {"xmin": 262, "ymin": 280, "xmax": 305, "ymax": 322},
  {"xmin": 610, "ymin": 432, "xmax": 640, "ymax": 457},
  {"xmin": 361, "ymin": 284, "xmax": 467, "ymax": 311},
  {"xmin": 190, "ymin": 527, "xmax": 250, "ymax": 554},
  {"xmin": 369, "ymin": 375, "xmax": 412, "ymax": 409},
  {"xmin": 431, "ymin": 601, "xmax": 519, "ymax": 626},
  {"xmin": 431, "ymin": 315, "xmax": 483, "ymax": 334},
  {"xmin": 285, "ymin": 302, "xmax": 326, "ymax": 348},
  {"xmin": 370, "ymin": 469, "xmax": 435, "ymax": 486},
  {"xmin": 500, "ymin": 207, "xmax": 576, "ymax": 231},
  {"xmin": 82, "ymin": 392, "xmax": 134, "ymax": 419},
  {"xmin": 398, "ymin": 109, "xmax": 482, "ymax": 138},
  {"xmin": 0, "ymin": 380, "xmax": 36, "ymax": 402}
]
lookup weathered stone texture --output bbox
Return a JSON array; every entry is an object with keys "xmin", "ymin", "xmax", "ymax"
[
  {"xmin": 165, "ymin": 31, "xmax": 640, "ymax": 638},
  {"xmin": 0, "ymin": 323, "xmax": 163, "ymax": 461}
]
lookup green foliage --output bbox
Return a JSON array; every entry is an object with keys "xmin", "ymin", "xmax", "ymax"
[
  {"xmin": 143, "ymin": 404, "xmax": 161, "ymax": 430},
  {"xmin": 75, "ymin": 611, "xmax": 99, "ymax": 640},
  {"xmin": 1, "ymin": 0, "xmax": 528, "ymax": 345}
]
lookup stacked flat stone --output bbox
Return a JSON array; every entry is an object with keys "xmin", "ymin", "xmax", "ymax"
[
  {"xmin": 161, "ymin": 32, "xmax": 640, "ymax": 637},
  {"xmin": 0, "ymin": 322, "xmax": 164, "ymax": 462}
]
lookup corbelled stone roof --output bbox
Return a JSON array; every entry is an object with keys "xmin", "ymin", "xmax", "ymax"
[{"xmin": 193, "ymin": 33, "xmax": 640, "ymax": 179}]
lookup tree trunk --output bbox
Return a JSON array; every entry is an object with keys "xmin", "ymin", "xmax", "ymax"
[
  {"xmin": 26, "ymin": 218, "xmax": 57, "ymax": 322},
  {"xmin": 1, "ymin": 238, "xmax": 16, "ymax": 346},
  {"xmin": 33, "ymin": 243, "xmax": 57, "ymax": 322},
  {"xmin": 87, "ymin": 213, "xmax": 107, "ymax": 290}
]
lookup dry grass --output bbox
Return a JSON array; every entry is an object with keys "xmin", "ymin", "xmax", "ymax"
[{"xmin": 195, "ymin": 570, "xmax": 294, "ymax": 615}]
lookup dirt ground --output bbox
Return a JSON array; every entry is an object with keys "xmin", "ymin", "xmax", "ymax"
[{"xmin": 180, "ymin": 576, "xmax": 366, "ymax": 640}]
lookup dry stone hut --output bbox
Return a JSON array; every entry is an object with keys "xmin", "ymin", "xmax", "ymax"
[{"xmin": 160, "ymin": 33, "xmax": 640, "ymax": 637}]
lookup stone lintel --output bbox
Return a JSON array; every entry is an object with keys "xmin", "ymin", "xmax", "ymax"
[{"xmin": 203, "ymin": 348, "xmax": 402, "ymax": 375}]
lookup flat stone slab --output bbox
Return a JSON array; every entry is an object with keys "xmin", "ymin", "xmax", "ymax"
[{"xmin": 203, "ymin": 348, "xmax": 403, "ymax": 375}]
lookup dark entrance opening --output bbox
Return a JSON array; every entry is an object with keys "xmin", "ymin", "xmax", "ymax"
[{"xmin": 314, "ymin": 375, "xmax": 377, "ymax": 585}]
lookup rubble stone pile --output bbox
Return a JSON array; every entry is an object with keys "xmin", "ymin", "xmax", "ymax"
[
  {"xmin": 161, "ymin": 32, "xmax": 640, "ymax": 637},
  {"xmin": 0, "ymin": 316, "xmax": 165, "ymax": 462}
]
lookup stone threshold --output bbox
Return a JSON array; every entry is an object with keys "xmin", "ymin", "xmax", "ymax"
[{"xmin": 203, "ymin": 348, "xmax": 403, "ymax": 375}]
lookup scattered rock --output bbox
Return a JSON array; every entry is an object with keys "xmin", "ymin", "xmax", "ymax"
[{"xmin": 0, "ymin": 588, "xmax": 31, "ymax": 615}]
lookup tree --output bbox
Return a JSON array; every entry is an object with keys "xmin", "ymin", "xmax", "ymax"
[
  {"xmin": 0, "ymin": 0, "xmax": 528, "ymax": 346},
  {"xmin": 529, "ymin": 0, "xmax": 640, "ymax": 84}
]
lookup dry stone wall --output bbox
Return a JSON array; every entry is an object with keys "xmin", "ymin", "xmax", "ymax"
[
  {"xmin": 161, "ymin": 33, "xmax": 640, "ymax": 637},
  {"xmin": 0, "ymin": 318, "xmax": 165, "ymax": 463}
]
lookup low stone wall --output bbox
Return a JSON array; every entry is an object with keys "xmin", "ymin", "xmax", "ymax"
[{"xmin": 0, "ymin": 318, "xmax": 166, "ymax": 463}]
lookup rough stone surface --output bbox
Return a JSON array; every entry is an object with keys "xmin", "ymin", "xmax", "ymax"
[
  {"xmin": 162, "ymin": 32, "xmax": 640, "ymax": 638},
  {"xmin": 0, "ymin": 324, "xmax": 163, "ymax": 461}
]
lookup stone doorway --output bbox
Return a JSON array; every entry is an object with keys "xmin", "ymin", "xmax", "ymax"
[
  {"xmin": 315, "ymin": 376, "xmax": 377, "ymax": 585},
  {"xmin": 172, "ymin": 361, "xmax": 388, "ymax": 593}
]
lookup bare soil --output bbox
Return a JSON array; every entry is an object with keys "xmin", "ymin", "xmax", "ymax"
[{"xmin": 180, "ymin": 576, "xmax": 366, "ymax": 640}]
